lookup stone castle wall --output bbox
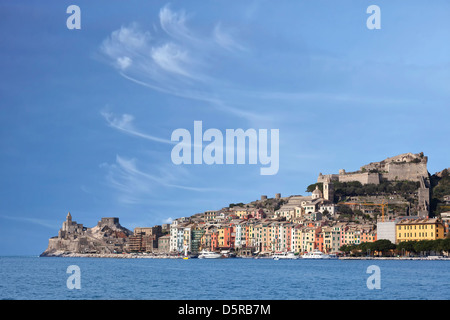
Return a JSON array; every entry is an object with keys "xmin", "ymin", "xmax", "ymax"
[
  {"xmin": 318, "ymin": 153, "xmax": 429, "ymax": 185},
  {"xmin": 338, "ymin": 172, "xmax": 380, "ymax": 185},
  {"xmin": 317, "ymin": 174, "xmax": 339, "ymax": 183},
  {"xmin": 315, "ymin": 153, "xmax": 431, "ymax": 217},
  {"xmin": 46, "ymin": 237, "xmax": 80, "ymax": 253},
  {"xmin": 98, "ymin": 217, "xmax": 119, "ymax": 228},
  {"xmin": 381, "ymin": 162, "xmax": 428, "ymax": 182}
]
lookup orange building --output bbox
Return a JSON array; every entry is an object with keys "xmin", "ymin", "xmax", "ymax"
[
  {"xmin": 360, "ymin": 229, "xmax": 377, "ymax": 243},
  {"xmin": 314, "ymin": 227, "xmax": 324, "ymax": 252},
  {"xmin": 211, "ymin": 232, "xmax": 219, "ymax": 251},
  {"xmin": 218, "ymin": 225, "xmax": 234, "ymax": 249}
]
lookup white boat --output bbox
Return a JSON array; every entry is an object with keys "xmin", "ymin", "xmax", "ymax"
[
  {"xmin": 198, "ymin": 250, "xmax": 222, "ymax": 259},
  {"xmin": 426, "ymin": 255, "xmax": 448, "ymax": 260},
  {"xmin": 272, "ymin": 251, "xmax": 298, "ymax": 260},
  {"xmin": 301, "ymin": 250, "xmax": 336, "ymax": 259}
]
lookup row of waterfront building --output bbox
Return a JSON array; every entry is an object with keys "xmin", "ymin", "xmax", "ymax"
[
  {"xmin": 45, "ymin": 186, "xmax": 449, "ymax": 256},
  {"xmin": 129, "ymin": 211, "xmax": 448, "ymax": 256},
  {"xmin": 126, "ymin": 189, "xmax": 449, "ymax": 255},
  {"xmin": 165, "ymin": 217, "xmax": 376, "ymax": 255}
]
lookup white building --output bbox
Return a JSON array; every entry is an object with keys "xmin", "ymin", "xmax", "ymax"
[
  {"xmin": 319, "ymin": 204, "xmax": 339, "ymax": 215},
  {"xmin": 376, "ymin": 221, "xmax": 396, "ymax": 244},
  {"xmin": 275, "ymin": 205, "xmax": 302, "ymax": 220},
  {"xmin": 234, "ymin": 224, "xmax": 242, "ymax": 248},
  {"xmin": 302, "ymin": 199, "xmax": 322, "ymax": 214},
  {"xmin": 170, "ymin": 221, "xmax": 187, "ymax": 253}
]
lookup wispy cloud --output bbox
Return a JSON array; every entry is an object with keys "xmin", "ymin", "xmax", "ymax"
[
  {"xmin": 151, "ymin": 42, "xmax": 192, "ymax": 78},
  {"xmin": 162, "ymin": 217, "xmax": 173, "ymax": 224},
  {"xmin": 159, "ymin": 5, "xmax": 198, "ymax": 44},
  {"xmin": 98, "ymin": 4, "xmax": 267, "ymax": 122},
  {"xmin": 101, "ymin": 155, "xmax": 218, "ymax": 205},
  {"xmin": 213, "ymin": 22, "xmax": 247, "ymax": 52},
  {"xmin": 101, "ymin": 111, "xmax": 174, "ymax": 145},
  {"xmin": 0, "ymin": 215, "xmax": 59, "ymax": 230},
  {"xmin": 100, "ymin": 22, "xmax": 152, "ymax": 72}
]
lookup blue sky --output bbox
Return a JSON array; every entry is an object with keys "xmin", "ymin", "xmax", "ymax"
[{"xmin": 1, "ymin": 0, "xmax": 449, "ymax": 255}]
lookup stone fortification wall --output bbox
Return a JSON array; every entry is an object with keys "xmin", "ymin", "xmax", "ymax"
[
  {"xmin": 338, "ymin": 172, "xmax": 380, "ymax": 185},
  {"xmin": 98, "ymin": 217, "xmax": 120, "ymax": 228},
  {"xmin": 361, "ymin": 153, "xmax": 427, "ymax": 176},
  {"xmin": 46, "ymin": 237, "xmax": 81, "ymax": 253},
  {"xmin": 317, "ymin": 174, "xmax": 339, "ymax": 183},
  {"xmin": 318, "ymin": 153, "xmax": 429, "ymax": 185},
  {"xmin": 381, "ymin": 162, "xmax": 428, "ymax": 182}
]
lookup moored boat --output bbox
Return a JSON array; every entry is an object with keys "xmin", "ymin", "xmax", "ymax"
[
  {"xmin": 272, "ymin": 251, "xmax": 298, "ymax": 260},
  {"xmin": 301, "ymin": 250, "xmax": 337, "ymax": 259},
  {"xmin": 198, "ymin": 250, "xmax": 222, "ymax": 259},
  {"xmin": 220, "ymin": 250, "xmax": 236, "ymax": 258}
]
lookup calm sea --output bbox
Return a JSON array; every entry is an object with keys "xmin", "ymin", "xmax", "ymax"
[{"xmin": 0, "ymin": 256, "xmax": 448, "ymax": 300}]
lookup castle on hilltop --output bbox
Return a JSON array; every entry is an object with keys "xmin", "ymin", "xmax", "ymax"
[
  {"xmin": 317, "ymin": 152, "xmax": 429, "ymax": 185},
  {"xmin": 317, "ymin": 152, "xmax": 430, "ymax": 217}
]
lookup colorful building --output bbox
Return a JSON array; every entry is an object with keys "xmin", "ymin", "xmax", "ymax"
[
  {"xmin": 218, "ymin": 225, "xmax": 234, "ymax": 249},
  {"xmin": 314, "ymin": 227, "xmax": 324, "ymax": 252},
  {"xmin": 211, "ymin": 232, "xmax": 219, "ymax": 251},
  {"xmin": 396, "ymin": 218, "xmax": 445, "ymax": 243},
  {"xmin": 360, "ymin": 229, "xmax": 377, "ymax": 243},
  {"xmin": 300, "ymin": 227, "xmax": 316, "ymax": 253},
  {"xmin": 291, "ymin": 225, "xmax": 303, "ymax": 253}
]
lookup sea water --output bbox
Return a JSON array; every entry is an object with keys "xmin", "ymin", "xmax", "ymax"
[{"xmin": 0, "ymin": 256, "xmax": 448, "ymax": 300}]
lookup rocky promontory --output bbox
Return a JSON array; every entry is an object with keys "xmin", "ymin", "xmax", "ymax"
[{"xmin": 40, "ymin": 213, "xmax": 132, "ymax": 257}]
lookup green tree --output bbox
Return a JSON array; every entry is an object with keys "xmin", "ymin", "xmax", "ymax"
[
  {"xmin": 339, "ymin": 205, "xmax": 353, "ymax": 215},
  {"xmin": 414, "ymin": 240, "xmax": 434, "ymax": 256},
  {"xmin": 306, "ymin": 183, "xmax": 323, "ymax": 193},
  {"xmin": 396, "ymin": 241, "xmax": 416, "ymax": 255},
  {"xmin": 441, "ymin": 238, "xmax": 450, "ymax": 253},
  {"xmin": 358, "ymin": 242, "xmax": 373, "ymax": 256},
  {"xmin": 371, "ymin": 239, "xmax": 396, "ymax": 256},
  {"xmin": 339, "ymin": 244, "xmax": 357, "ymax": 255}
]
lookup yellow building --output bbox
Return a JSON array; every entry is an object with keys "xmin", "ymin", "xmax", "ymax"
[
  {"xmin": 218, "ymin": 227, "xmax": 225, "ymax": 247},
  {"xmin": 300, "ymin": 227, "xmax": 316, "ymax": 253},
  {"xmin": 247, "ymin": 223, "xmax": 255, "ymax": 247},
  {"xmin": 396, "ymin": 218, "xmax": 445, "ymax": 243},
  {"xmin": 183, "ymin": 226, "xmax": 192, "ymax": 251},
  {"xmin": 217, "ymin": 225, "xmax": 233, "ymax": 248},
  {"xmin": 254, "ymin": 223, "xmax": 271, "ymax": 253},
  {"xmin": 292, "ymin": 226, "xmax": 303, "ymax": 253},
  {"xmin": 231, "ymin": 207, "xmax": 248, "ymax": 218}
]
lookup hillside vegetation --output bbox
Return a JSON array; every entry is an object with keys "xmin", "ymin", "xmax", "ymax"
[{"xmin": 431, "ymin": 169, "xmax": 450, "ymax": 215}]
